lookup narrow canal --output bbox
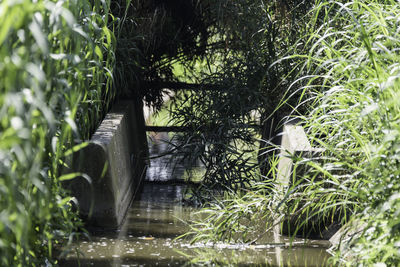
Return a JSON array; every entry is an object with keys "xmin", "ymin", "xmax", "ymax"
[{"xmin": 60, "ymin": 132, "xmax": 331, "ymax": 266}]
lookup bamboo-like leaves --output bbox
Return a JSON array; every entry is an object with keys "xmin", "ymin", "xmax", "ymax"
[{"xmin": 0, "ymin": 0, "xmax": 119, "ymax": 265}]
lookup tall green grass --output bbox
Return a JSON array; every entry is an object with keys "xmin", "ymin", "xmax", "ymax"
[
  {"xmin": 0, "ymin": 0, "xmax": 117, "ymax": 265},
  {"xmin": 296, "ymin": 0, "xmax": 400, "ymax": 265}
]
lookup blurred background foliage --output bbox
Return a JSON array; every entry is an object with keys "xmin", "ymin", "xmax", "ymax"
[{"xmin": 110, "ymin": 0, "xmax": 317, "ymax": 192}]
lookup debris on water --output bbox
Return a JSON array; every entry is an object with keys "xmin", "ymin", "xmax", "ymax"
[
  {"xmin": 179, "ymin": 241, "xmax": 313, "ymax": 250},
  {"xmin": 58, "ymin": 133, "xmax": 331, "ymax": 266},
  {"xmin": 150, "ymin": 253, "xmax": 161, "ymax": 256},
  {"xmin": 139, "ymin": 236, "xmax": 155, "ymax": 240}
]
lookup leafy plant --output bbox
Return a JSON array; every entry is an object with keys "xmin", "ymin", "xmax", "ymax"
[
  {"xmin": 296, "ymin": 0, "xmax": 400, "ymax": 264},
  {"xmin": 0, "ymin": 0, "xmax": 118, "ymax": 265},
  {"xmin": 168, "ymin": 0, "xmax": 315, "ymax": 190},
  {"xmin": 180, "ymin": 1, "xmax": 400, "ymax": 266}
]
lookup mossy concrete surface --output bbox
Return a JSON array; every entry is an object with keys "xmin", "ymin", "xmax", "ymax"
[{"xmin": 68, "ymin": 100, "xmax": 148, "ymax": 229}]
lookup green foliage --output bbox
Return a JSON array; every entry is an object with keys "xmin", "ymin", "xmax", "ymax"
[
  {"xmin": 182, "ymin": 0, "xmax": 400, "ymax": 265},
  {"xmin": 0, "ymin": 0, "xmax": 117, "ymax": 265},
  {"xmin": 170, "ymin": 0, "xmax": 314, "ymax": 190},
  {"xmin": 183, "ymin": 181, "xmax": 277, "ymax": 244},
  {"xmin": 296, "ymin": 0, "xmax": 400, "ymax": 265},
  {"xmin": 111, "ymin": 0, "xmax": 216, "ymax": 108}
]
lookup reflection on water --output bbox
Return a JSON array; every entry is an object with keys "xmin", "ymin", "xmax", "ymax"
[
  {"xmin": 60, "ymin": 183, "xmax": 194, "ymax": 266},
  {"xmin": 60, "ymin": 132, "xmax": 332, "ymax": 266},
  {"xmin": 60, "ymin": 184, "xmax": 330, "ymax": 267},
  {"xmin": 146, "ymin": 132, "xmax": 204, "ymax": 183},
  {"xmin": 146, "ymin": 132, "xmax": 177, "ymax": 182}
]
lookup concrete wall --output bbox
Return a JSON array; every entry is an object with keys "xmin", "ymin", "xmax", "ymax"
[
  {"xmin": 66, "ymin": 100, "xmax": 148, "ymax": 229},
  {"xmin": 276, "ymin": 124, "xmax": 314, "ymax": 187},
  {"xmin": 276, "ymin": 124, "xmax": 337, "ymax": 238}
]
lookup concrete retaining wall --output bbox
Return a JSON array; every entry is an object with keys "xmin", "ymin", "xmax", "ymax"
[
  {"xmin": 66, "ymin": 100, "xmax": 148, "ymax": 229},
  {"xmin": 277, "ymin": 124, "xmax": 315, "ymax": 186},
  {"xmin": 276, "ymin": 124, "xmax": 339, "ymax": 238}
]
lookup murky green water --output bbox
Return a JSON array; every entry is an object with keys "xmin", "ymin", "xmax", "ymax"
[{"xmin": 60, "ymin": 132, "xmax": 332, "ymax": 266}]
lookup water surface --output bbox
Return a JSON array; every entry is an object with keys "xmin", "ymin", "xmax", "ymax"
[{"xmin": 60, "ymin": 132, "xmax": 332, "ymax": 266}]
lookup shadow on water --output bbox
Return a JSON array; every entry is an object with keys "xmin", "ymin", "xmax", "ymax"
[{"xmin": 59, "ymin": 132, "xmax": 332, "ymax": 266}]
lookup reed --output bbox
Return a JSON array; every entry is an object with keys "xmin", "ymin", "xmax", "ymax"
[
  {"xmin": 0, "ymin": 0, "xmax": 118, "ymax": 265},
  {"xmin": 296, "ymin": 0, "xmax": 400, "ymax": 264}
]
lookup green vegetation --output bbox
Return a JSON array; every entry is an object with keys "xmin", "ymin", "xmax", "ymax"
[
  {"xmin": 0, "ymin": 0, "xmax": 117, "ymax": 265},
  {"xmin": 0, "ymin": 0, "xmax": 220, "ymax": 264},
  {"xmin": 2, "ymin": 0, "xmax": 400, "ymax": 265},
  {"xmin": 299, "ymin": 0, "xmax": 400, "ymax": 264},
  {"xmin": 173, "ymin": 0, "xmax": 400, "ymax": 266},
  {"xmin": 169, "ymin": 0, "xmax": 313, "ymax": 190}
]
